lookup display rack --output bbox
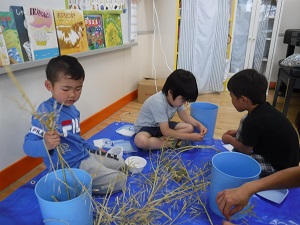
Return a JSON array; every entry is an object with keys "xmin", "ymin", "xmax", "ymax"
[{"xmin": 0, "ymin": 42, "xmax": 137, "ymax": 75}]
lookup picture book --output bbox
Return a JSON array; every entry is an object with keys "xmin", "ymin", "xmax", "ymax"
[
  {"xmin": 0, "ymin": 11, "xmax": 24, "ymax": 64},
  {"xmin": 23, "ymin": 6, "xmax": 59, "ymax": 60},
  {"xmin": 81, "ymin": 0, "xmax": 92, "ymax": 10},
  {"xmin": 91, "ymin": 0, "xmax": 103, "ymax": 10},
  {"xmin": 105, "ymin": 0, "xmax": 112, "ymax": 10},
  {"xmin": 99, "ymin": 0, "xmax": 106, "ymax": 10},
  {"xmin": 66, "ymin": 0, "xmax": 91, "ymax": 10},
  {"xmin": 111, "ymin": 0, "xmax": 121, "ymax": 10},
  {"xmin": 10, "ymin": 6, "xmax": 32, "ymax": 62},
  {"xmin": 0, "ymin": 29, "xmax": 10, "ymax": 66},
  {"xmin": 53, "ymin": 9, "xmax": 89, "ymax": 55},
  {"xmin": 102, "ymin": 13, "xmax": 123, "ymax": 47},
  {"xmin": 84, "ymin": 15, "xmax": 105, "ymax": 50}
]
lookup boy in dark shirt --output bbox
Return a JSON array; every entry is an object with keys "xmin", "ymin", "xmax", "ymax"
[{"xmin": 222, "ymin": 69, "xmax": 299, "ymax": 177}]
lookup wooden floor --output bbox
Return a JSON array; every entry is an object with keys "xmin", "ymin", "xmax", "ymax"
[{"xmin": 1, "ymin": 89, "xmax": 299, "ymax": 201}]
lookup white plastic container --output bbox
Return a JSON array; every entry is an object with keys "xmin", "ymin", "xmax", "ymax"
[
  {"xmin": 106, "ymin": 146, "xmax": 124, "ymax": 160},
  {"xmin": 125, "ymin": 156, "xmax": 147, "ymax": 174}
]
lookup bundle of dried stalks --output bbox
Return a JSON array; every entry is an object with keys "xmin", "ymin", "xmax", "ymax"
[{"xmin": 92, "ymin": 145, "xmax": 221, "ymax": 225}]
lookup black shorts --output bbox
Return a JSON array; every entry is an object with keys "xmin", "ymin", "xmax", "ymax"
[{"xmin": 137, "ymin": 122, "xmax": 178, "ymax": 137}]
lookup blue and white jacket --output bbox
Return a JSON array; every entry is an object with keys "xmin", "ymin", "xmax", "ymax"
[{"xmin": 23, "ymin": 98, "xmax": 98, "ymax": 170}]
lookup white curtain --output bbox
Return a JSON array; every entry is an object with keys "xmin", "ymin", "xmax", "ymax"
[{"xmin": 177, "ymin": 0, "xmax": 229, "ymax": 93}]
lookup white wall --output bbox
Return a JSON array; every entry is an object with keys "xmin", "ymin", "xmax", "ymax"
[
  {"xmin": 269, "ymin": 0, "xmax": 300, "ymax": 82},
  {"xmin": 152, "ymin": 0, "xmax": 177, "ymax": 78},
  {"xmin": 0, "ymin": 0, "xmax": 155, "ymax": 170}
]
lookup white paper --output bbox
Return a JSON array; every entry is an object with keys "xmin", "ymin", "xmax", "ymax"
[{"xmin": 223, "ymin": 144, "xmax": 234, "ymax": 152}]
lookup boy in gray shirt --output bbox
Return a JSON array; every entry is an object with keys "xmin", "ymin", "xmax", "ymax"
[{"xmin": 134, "ymin": 69, "xmax": 207, "ymax": 150}]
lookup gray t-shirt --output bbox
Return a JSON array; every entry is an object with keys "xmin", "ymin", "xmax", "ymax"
[{"xmin": 134, "ymin": 91, "xmax": 185, "ymax": 132}]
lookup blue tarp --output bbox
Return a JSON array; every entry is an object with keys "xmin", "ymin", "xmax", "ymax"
[{"xmin": 1, "ymin": 122, "xmax": 299, "ymax": 225}]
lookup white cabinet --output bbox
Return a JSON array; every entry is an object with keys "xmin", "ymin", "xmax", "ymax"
[{"xmin": 229, "ymin": 0, "xmax": 283, "ymax": 85}]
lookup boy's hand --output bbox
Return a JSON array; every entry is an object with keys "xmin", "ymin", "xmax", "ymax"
[
  {"xmin": 189, "ymin": 132, "xmax": 206, "ymax": 141},
  {"xmin": 44, "ymin": 130, "xmax": 60, "ymax": 150},
  {"xmin": 198, "ymin": 124, "xmax": 207, "ymax": 135},
  {"xmin": 222, "ymin": 133, "xmax": 234, "ymax": 144},
  {"xmin": 222, "ymin": 130, "xmax": 237, "ymax": 144},
  {"xmin": 216, "ymin": 186, "xmax": 251, "ymax": 221},
  {"xmin": 223, "ymin": 130, "xmax": 237, "ymax": 137},
  {"xmin": 99, "ymin": 148, "xmax": 107, "ymax": 154}
]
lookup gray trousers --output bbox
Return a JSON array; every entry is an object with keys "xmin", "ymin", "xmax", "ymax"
[{"xmin": 79, "ymin": 152, "xmax": 127, "ymax": 194}]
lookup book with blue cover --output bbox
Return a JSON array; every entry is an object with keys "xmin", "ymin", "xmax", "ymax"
[{"xmin": 0, "ymin": 11, "xmax": 24, "ymax": 64}]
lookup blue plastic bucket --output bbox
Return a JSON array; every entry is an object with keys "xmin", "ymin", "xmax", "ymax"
[
  {"xmin": 35, "ymin": 168, "xmax": 93, "ymax": 225},
  {"xmin": 209, "ymin": 152, "xmax": 261, "ymax": 218},
  {"xmin": 190, "ymin": 102, "xmax": 218, "ymax": 140}
]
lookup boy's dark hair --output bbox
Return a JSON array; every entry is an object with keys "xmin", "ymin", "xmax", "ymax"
[
  {"xmin": 162, "ymin": 69, "xmax": 198, "ymax": 102},
  {"xmin": 227, "ymin": 69, "xmax": 267, "ymax": 105},
  {"xmin": 46, "ymin": 55, "xmax": 85, "ymax": 85}
]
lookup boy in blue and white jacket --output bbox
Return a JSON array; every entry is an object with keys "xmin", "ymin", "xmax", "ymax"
[{"xmin": 23, "ymin": 55, "xmax": 126, "ymax": 194}]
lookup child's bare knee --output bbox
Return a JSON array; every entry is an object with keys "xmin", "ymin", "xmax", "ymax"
[
  {"xmin": 134, "ymin": 135, "xmax": 147, "ymax": 148},
  {"xmin": 187, "ymin": 124, "xmax": 194, "ymax": 132}
]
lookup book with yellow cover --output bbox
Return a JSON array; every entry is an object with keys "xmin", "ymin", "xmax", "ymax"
[
  {"xmin": 53, "ymin": 9, "xmax": 89, "ymax": 55},
  {"xmin": 102, "ymin": 13, "xmax": 123, "ymax": 48}
]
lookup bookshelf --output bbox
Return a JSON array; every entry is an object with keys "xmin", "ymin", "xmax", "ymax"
[
  {"xmin": 0, "ymin": 4, "xmax": 137, "ymax": 75},
  {"xmin": 0, "ymin": 42, "xmax": 137, "ymax": 75}
]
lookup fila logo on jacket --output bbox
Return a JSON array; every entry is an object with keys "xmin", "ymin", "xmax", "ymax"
[{"xmin": 30, "ymin": 118, "xmax": 80, "ymax": 138}]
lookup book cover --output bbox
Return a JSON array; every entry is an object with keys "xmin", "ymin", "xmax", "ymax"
[
  {"xmin": 81, "ymin": 0, "xmax": 92, "ymax": 10},
  {"xmin": 23, "ymin": 6, "xmax": 59, "ymax": 60},
  {"xmin": 84, "ymin": 15, "xmax": 105, "ymax": 50},
  {"xmin": 102, "ymin": 13, "xmax": 123, "ymax": 47},
  {"xmin": 66, "ymin": 0, "xmax": 91, "ymax": 10},
  {"xmin": 91, "ymin": 0, "xmax": 102, "ymax": 10},
  {"xmin": 0, "ymin": 11, "xmax": 24, "ymax": 64},
  {"xmin": 111, "ymin": 0, "xmax": 121, "ymax": 10},
  {"xmin": 0, "ymin": 29, "xmax": 10, "ymax": 66},
  {"xmin": 54, "ymin": 9, "xmax": 89, "ymax": 55},
  {"xmin": 99, "ymin": 0, "xmax": 106, "ymax": 10},
  {"xmin": 105, "ymin": 0, "xmax": 112, "ymax": 10},
  {"xmin": 10, "ymin": 6, "xmax": 32, "ymax": 61}
]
